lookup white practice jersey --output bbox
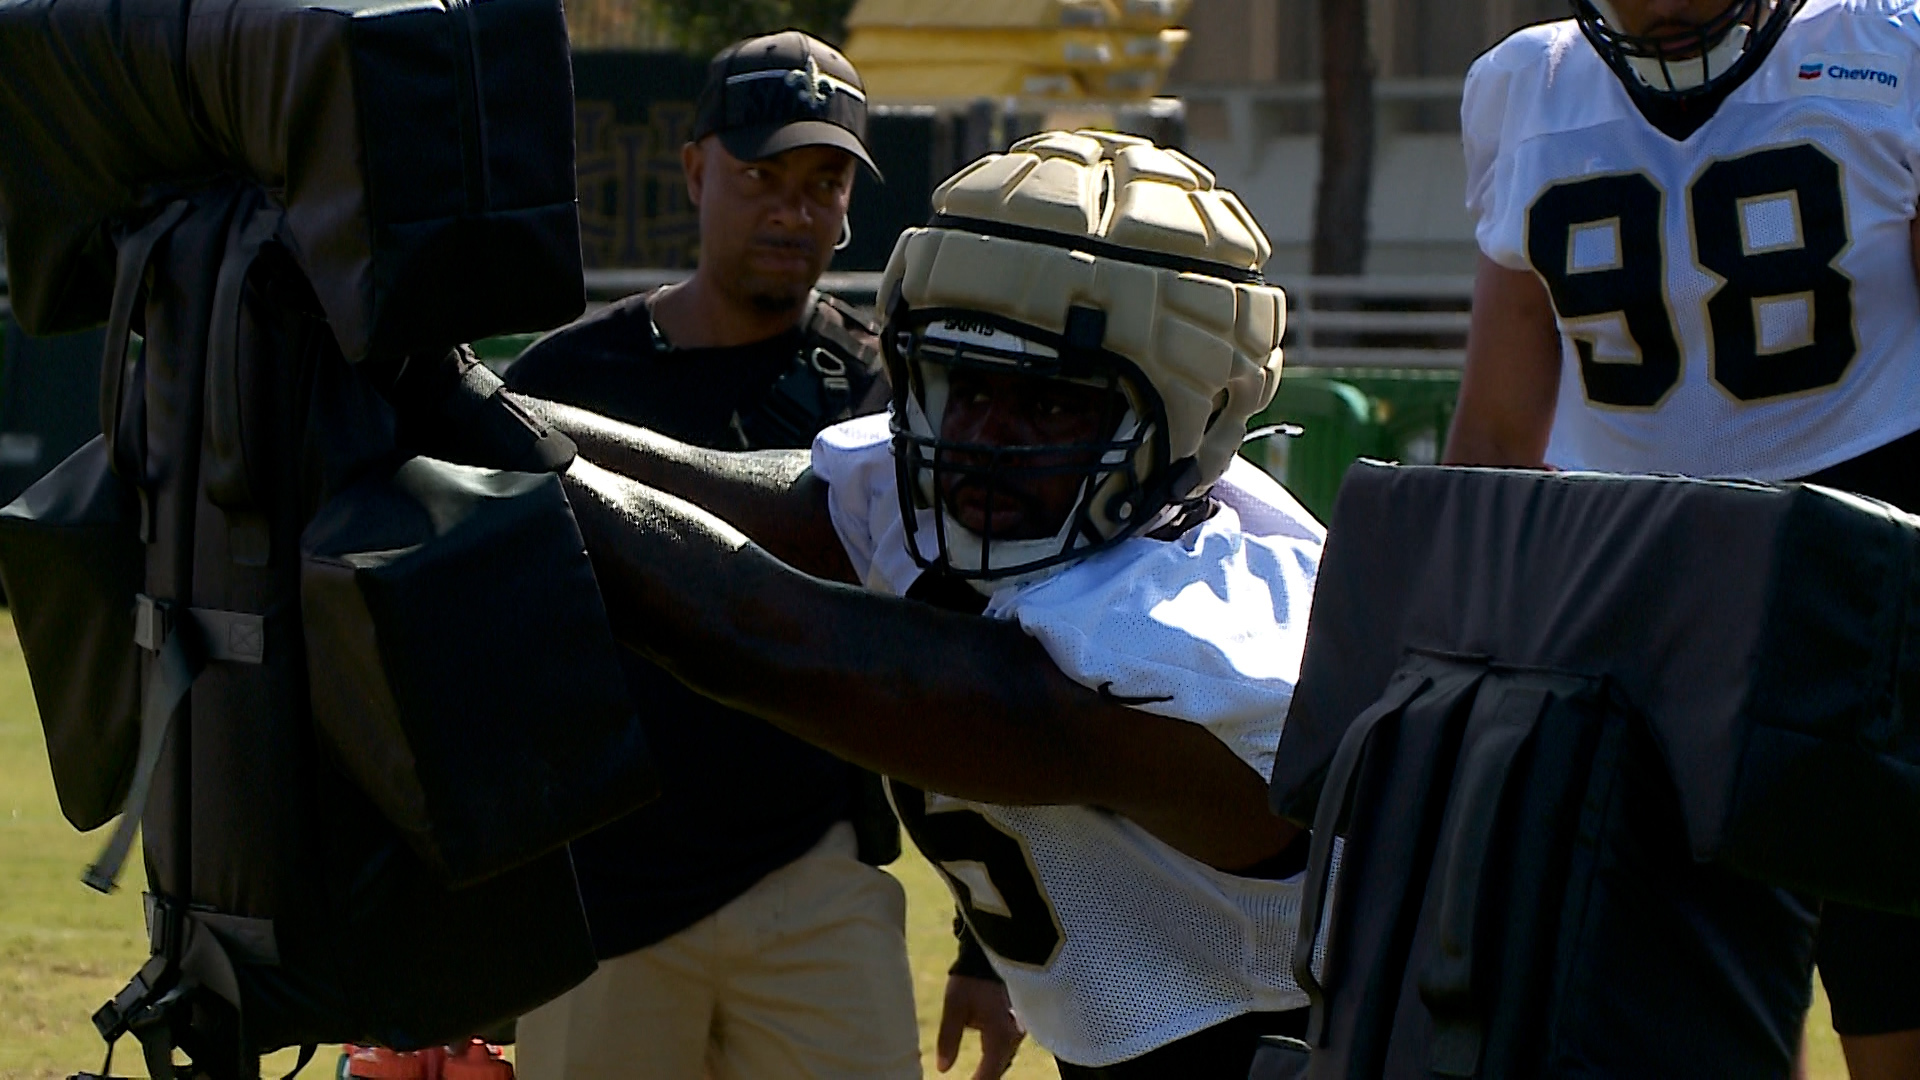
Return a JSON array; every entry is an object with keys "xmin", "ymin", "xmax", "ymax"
[
  {"xmin": 1466, "ymin": 0, "xmax": 1920, "ymax": 479},
  {"xmin": 812, "ymin": 414, "xmax": 1325, "ymax": 1067}
]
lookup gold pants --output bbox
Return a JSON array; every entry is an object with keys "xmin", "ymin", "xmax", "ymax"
[{"xmin": 516, "ymin": 823, "xmax": 922, "ymax": 1080}]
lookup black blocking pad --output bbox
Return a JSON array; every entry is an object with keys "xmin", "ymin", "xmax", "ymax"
[
  {"xmin": 0, "ymin": 0, "xmax": 583, "ymax": 362},
  {"xmin": 301, "ymin": 456, "xmax": 657, "ymax": 888},
  {"xmin": 1272, "ymin": 461, "xmax": 1920, "ymax": 913}
]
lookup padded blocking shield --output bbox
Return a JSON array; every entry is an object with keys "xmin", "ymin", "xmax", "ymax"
[
  {"xmin": 1284, "ymin": 653, "xmax": 1816, "ymax": 1080},
  {"xmin": 0, "ymin": 0, "xmax": 583, "ymax": 361},
  {"xmin": 301, "ymin": 456, "xmax": 656, "ymax": 887},
  {"xmin": 1272, "ymin": 461, "xmax": 1920, "ymax": 913},
  {"xmin": 259, "ymin": 790, "xmax": 601, "ymax": 1051},
  {"xmin": 0, "ymin": 437, "xmax": 144, "ymax": 831}
]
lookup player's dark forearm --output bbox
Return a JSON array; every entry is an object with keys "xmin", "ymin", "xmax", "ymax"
[
  {"xmin": 562, "ymin": 458, "xmax": 1294, "ymax": 870},
  {"xmin": 565, "ymin": 457, "xmax": 1084, "ymax": 797},
  {"xmin": 1441, "ymin": 416, "xmax": 1548, "ymax": 468},
  {"xmin": 518, "ymin": 395, "xmax": 854, "ymax": 582}
]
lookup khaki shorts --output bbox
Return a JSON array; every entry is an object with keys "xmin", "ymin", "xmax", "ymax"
[{"xmin": 517, "ymin": 822, "xmax": 922, "ymax": 1079}]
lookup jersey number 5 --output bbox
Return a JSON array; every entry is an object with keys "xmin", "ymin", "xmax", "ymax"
[
  {"xmin": 1527, "ymin": 144, "xmax": 1856, "ymax": 408},
  {"xmin": 889, "ymin": 780, "xmax": 1066, "ymax": 969}
]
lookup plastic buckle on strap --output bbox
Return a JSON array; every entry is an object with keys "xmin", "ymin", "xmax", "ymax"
[
  {"xmin": 132, "ymin": 595, "xmax": 170, "ymax": 653},
  {"xmin": 133, "ymin": 597, "xmax": 267, "ymax": 665},
  {"xmin": 808, "ymin": 346, "xmax": 850, "ymax": 383},
  {"xmin": 144, "ymin": 893, "xmax": 186, "ymax": 959},
  {"xmin": 91, "ymin": 955, "xmax": 172, "ymax": 1043}
]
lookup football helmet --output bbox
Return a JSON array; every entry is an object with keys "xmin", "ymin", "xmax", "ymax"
[
  {"xmin": 878, "ymin": 130, "xmax": 1286, "ymax": 585},
  {"xmin": 1572, "ymin": 0, "xmax": 1804, "ymax": 99}
]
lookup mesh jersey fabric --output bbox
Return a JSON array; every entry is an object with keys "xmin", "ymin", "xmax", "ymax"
[
  {"xmin": 1464, "ymin": 0, "xmax": 1920, "ymax": 480},
  {"xmin": 811, "ymin": 413, "xmax": 1325, "ymax": 1066}
]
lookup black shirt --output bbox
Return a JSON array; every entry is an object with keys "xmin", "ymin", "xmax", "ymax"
[{"xmin": 505, "ymin": 290, "xmax": 874, "ymax": 959}]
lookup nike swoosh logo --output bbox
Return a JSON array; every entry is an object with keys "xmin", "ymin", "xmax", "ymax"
[{"xmin": 1097, "ymin": 682, "xmax": 1175, "ymax": 707}]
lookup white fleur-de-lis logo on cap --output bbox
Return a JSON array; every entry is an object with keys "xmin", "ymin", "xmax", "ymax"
[
  {"xmin": 727, "ymin": 52, "xmax": 866, "ymax": 109},
  {"xmin": 786, "ymin": 56, "xmax": 834, "ymax": 111}
]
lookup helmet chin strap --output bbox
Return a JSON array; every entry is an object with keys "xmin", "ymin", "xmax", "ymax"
[
  {"xmin": 1627, "ymin": 23, "xmax": 1751, "ymax": 90},
  {"xmin": 934, "ymin": 492, "xmax": 1185, "ymax": 597},
  {"xmin": 939, "ymin": 523, "xmax": 1080, "ymax": 596},
  {"xmin": 1593, "ymin": 0, "xmax": 1753, "ymax": 92}
]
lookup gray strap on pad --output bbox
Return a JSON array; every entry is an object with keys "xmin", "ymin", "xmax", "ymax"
[{"xmin": 83, "ymin": 597, "xmax": 264, "ymax": 893}]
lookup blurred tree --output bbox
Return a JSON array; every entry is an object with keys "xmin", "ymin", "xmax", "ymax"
[
  {"xmin": 1312, "ymin": 0, "xmax": 1373, "ymax": 275},
  {"xmin": 651, "ymin": 0, "xmax": 857, "ymax": 55},
  {"xmin": 566, "ymin": 0, "xmax": 672, "ymax": 50}
]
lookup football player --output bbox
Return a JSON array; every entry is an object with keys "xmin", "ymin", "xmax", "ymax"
[
  {"xmin": 1444, "ymin": 1, "xmax": 1920, "ymax": 1076},
  {"xmin": 511, "ymin": 130, "xmax": 1323, "ymax": 1076}
]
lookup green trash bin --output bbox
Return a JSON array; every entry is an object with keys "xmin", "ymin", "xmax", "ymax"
[
  {"xmin": 1330, "ymin": 367, "xmax": 1461, "ymax": 468},
  {"xmin": 1245, "ymin": 375, "xmax": 1385, "ymax": 524},
  {"xmin": 1243, "ymin": 367, "xmax": 1464, "ymax": 524}
]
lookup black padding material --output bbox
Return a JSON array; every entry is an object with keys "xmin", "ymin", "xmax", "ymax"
[
  {"xmin": 1297, "ymin": 653, "xmax": 1817, "ymax": 1080},
  {"xmin": 253, "ymin": 798, "xmax": 600, "ymax": 1052},
  {"xmin": 133, "ymin": 186, "xmax": 605, "ymax": 1052},
  {"xmin": 1272, "ymin": 461, "xmax": 1920, "ymax": 913},
  {"xmin": 0, "ymin": 167, "xmax": 609, "ymax": 1051},
  {"xmin": 0, "ymin": 436, "xmax": 144, "ymax": 831},
  {"xmin": 0, "ymin": 0, "xmax": 583, "ymax": 361},
  {"xmin": 301, "ymin": 456, "xmax": 656, "ymax": 887}
]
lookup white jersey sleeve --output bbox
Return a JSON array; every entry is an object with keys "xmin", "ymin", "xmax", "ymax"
[
  {"xmin": 1462, "ymin": 28, "xmax": 1555, "ymax": 270},
  {"xmin": 810, "ymin": 413, "xmax": 923, "ymax": 596},
  {"xmin": 983, "ymin": 456, "xmax": 1322, "ymax": 781}
]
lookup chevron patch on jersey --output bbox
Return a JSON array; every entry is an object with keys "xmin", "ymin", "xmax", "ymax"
[{"xmin": 1792, "ymin": 53, "xmax": 1903, "ymax": 104}]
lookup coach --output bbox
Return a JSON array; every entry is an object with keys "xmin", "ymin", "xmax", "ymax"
[{"xmin": 506, "ymin": 31, "xmax": 917, "ymax": 1080}]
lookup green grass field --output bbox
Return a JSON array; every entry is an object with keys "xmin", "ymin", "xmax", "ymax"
[{"xmin": 0, "ymin": 613, "xmax": 1849, "ymax": 1080}]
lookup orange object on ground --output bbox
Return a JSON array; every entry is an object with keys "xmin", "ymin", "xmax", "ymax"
[
  {"xmin": 344, "ymin": 1046, "xmax": 428, "ymax": 1080},
  {"xmin": 441, "ymin": 1039, "xmax": 514, "ymax": 1080}
]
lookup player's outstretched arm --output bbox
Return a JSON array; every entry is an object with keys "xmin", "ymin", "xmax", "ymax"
[
  {"xmin": 562, "ymin": 457, "xmax": 1298, "ymax": 873},
  {"xmin": 514, "ymin": 394, "xmax": 856, "ymax": 584},
  {"xmin": 1443, "ymin": 254, "xmax": 1564, "ymax": 467}
]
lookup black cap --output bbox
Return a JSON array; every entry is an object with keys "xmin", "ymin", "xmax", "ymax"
[{"xmin": 691, "ymin": 30, "xmax": 882, "ymax": 180}]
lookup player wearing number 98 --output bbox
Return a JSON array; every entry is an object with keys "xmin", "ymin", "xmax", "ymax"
[
  {"xmin": 505, "ymin": 131, "xmax": 1321, "ymax": 1076},
  {"xmin": 1445, "ymin": 2, "xmax": 1920, "ymax": 1078}
]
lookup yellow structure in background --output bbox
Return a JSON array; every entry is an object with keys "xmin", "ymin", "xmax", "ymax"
[{"xmin": 845, "ymin": 0, "xmax": 1190, "ymax": 103}]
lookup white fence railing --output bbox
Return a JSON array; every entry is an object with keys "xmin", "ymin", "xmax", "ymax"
[
  {"xmin": 1274, "ymin": 274, "xmax": 1472, "ymax": 371},
  {"xmin": 582, "ymin": 270, "xmax": 1472, "ymax": 371}
]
